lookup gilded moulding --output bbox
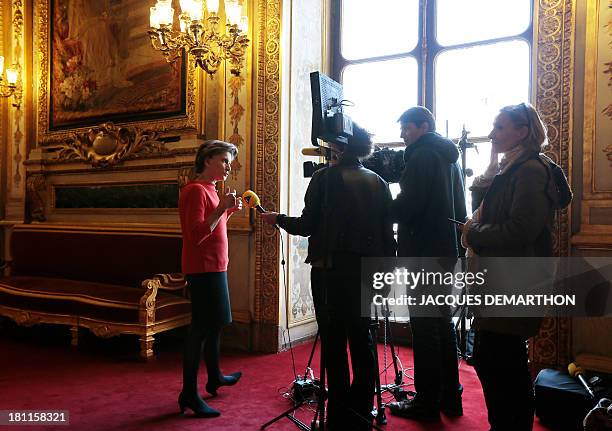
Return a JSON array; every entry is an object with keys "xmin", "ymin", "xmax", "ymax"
[
  {"xmin": 254, "ymin": 0, "xmax": 282, "ymax": 332},
  {"xmin": 532, "ymin": 0, "xmax": 575, "ymax": 369},
  {"xmin": 25, "ymin": 173, "xmax": 46, "ymax": 222},
  {"xmin": 11, "ymin": 0, "xmax": 24, "ymax": 191},
  {"xmin": 51, "ymin": 123, "xmax": 168, "ymax": 168}
]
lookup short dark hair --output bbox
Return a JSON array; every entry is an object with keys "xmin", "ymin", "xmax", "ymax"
[
  {"xmin": 344, "ymin": 124, "xmax": 373, "ymax": 159},
  {"xmin": 397, "ymin": 106, "xmax": 436, "ymax": 132},
  {"xmin": 194, "ymin": 140, "xmax": 238, "ymax": 174}
]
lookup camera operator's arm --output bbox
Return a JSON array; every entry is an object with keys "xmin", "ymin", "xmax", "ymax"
[
  {"xmin": 390, "ymin": 150, "xmax": 435, "ymax": 224},
  {"xmin": 261, "ymin": 169, "xmax": 323, "ymax": 236}
]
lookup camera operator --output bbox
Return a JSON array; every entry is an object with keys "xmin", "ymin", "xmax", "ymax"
[
  {"xmin": 386, "ymin": 106, "xmax": 466, "ymax": 422},
  {"xmin": 261, "ymin": 125, "xmax": 396, "ymax": 431}
]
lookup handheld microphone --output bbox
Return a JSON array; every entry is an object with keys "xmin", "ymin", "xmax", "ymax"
[
  {"xmin": 242, "ymin": 190, "xmax": 279, "ymax": 230},
  {"xmin": 242, "ymin": 190, "xmax": 266, "ymax": 213},
  {"xmin": 568, "ymin": 362, "xmax": 596, "ymax": 399}
]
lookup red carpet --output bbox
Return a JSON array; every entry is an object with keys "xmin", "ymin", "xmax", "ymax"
[{"xmin": 0, "ymin": 324, "xmax": 555, "ymax": 431}]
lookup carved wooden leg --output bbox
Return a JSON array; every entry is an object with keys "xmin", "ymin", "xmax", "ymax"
[
  {"xmin": 139, "ymin": 334, "xmax": 155, "ymax": 361},
  {"xmin": 70, "ymin": 325, "xmax": 79, "ymax": 347}
]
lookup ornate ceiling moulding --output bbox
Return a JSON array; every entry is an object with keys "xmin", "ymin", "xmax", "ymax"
[{"xmin": 46, "ymin": 123, "xmax": 170, "ymax": 168}]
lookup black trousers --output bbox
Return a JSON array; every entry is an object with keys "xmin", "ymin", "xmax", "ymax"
[
  {"xmin": 182, "ymin": 272, "xmax": 232, "ymax": 395},
  {"xmin": 409, "ymin": 316, "xmax": 461, "ymax": 404},
  {"xmin": 311, "ymin": 266, "xmax": 376, "ymax": 430},
  {"xmin": 473, "ymin": 330, "xmax": 535, "ymax": 431}
]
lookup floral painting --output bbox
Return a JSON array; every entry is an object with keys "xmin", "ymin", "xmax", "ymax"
[{"xmin": 50, "ymin": 0, "xmax": 185, "ymax": 130}]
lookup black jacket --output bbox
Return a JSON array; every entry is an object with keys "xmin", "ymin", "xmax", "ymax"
[
  {"xmin": 467, "ymin": 151, "xmax": 571, "ymax": 337},
  {"xmin": 277, "ymin": 157, "xmax": 396, "ymax": 266},
  {"xmin": 467, "ymin": 152, "xmax": 561, "ymax": 257},
  {"xmin": 390, "ymin": 132, "xmax": 466, "ymax": 257}
]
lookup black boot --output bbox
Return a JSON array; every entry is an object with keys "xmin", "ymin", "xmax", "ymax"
[
  {"xmin": 206, "ymin": 371, "xmax": 242, "ymax": 396},
  {"xmin": 178, "ymin": 392, "xmax": 220, "ymax": 418}
]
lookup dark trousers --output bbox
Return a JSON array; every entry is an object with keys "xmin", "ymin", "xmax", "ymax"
[
  {"xmin": 182, "ymin": 272, "xmax": 231, "ymax": 395},
  {"xmin": 311, "ymin": 266, "xmax": 376, "ymax": 430},
  {"xmin": 410, "ymin": 316, "xmax": 461, "ymax": 404},
  {"xmin": 473, "ymin": 330, "xmax": 535, "ymax": 431}
]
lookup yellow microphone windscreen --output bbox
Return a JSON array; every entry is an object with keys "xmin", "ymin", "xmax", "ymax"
[
  {"xmin": 242, "ymin": 190, "xmax": 261, "ymax": 209},
  {"xmin": 568, "ymin": 362, "xmax": 583, "ymax": 377}
]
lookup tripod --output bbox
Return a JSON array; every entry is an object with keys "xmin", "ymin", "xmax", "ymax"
[
  {"xmin": 455, "ymin": 126, "xmax": 476, "ymax": 361},
  {"xmin": 260, "ymin": 332, "xmax": 322, "ymax": 431},
  {"xmin": 370, "ymin": 303, "xmax": 413, "ymax": 425},
  {"xmin": 261, "ymin": 326, "xmax": 386, "ymax": 431}
]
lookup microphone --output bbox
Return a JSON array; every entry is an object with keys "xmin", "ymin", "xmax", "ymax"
[
  {"xmin": 302, "ymin": 147, "xmax": 325, "ymax": 157},
  {"xmin": 568, "ymin": 362, "xmax": 596, "ymax": 399},
  {"xmin": 242, "ymin": 190, "xmax": 266, "ymax": 213},
  {"xmin": 242, "ymin": 190, "xmax": 279, "ymax": 230}
]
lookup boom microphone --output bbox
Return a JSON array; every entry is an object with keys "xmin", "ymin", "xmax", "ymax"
[
  {"xmin": 302, "ymin": 147, "xmax": 324, "ymax": 157},
  {"xmin": 568, "ymin": 362, "xmax": 596, "ymax": 399}
]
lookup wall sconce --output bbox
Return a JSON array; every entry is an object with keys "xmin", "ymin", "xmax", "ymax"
[
  {"xmin": 148, "ymin": 0, "xmax": 249, "ymax": 76},
  {"xmin": 0, "ymin": 55, "xmax": 20, "ymax": 107}
]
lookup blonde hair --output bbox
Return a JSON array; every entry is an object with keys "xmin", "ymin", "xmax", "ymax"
[
  {"xmin": 499, "ymin": 103, "xmax": 548, "ymax": 153},
  {"xmin": 194, "ymin": 140, "xmax": 238, "ymax": 174}
]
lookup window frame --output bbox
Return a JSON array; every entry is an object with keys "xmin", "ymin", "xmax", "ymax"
[{"xmin": 331, "ymin": 0, "xmax": 535, "ymax": 140}]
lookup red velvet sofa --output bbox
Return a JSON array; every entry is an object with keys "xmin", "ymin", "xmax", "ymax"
[{"xmin": 0, "ymin": 225, "xmax": 191, "ymax": 360}]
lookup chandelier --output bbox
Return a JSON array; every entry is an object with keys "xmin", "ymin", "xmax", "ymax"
[
  {"xmin": 148, "ymin": 0, "xmax": 249, "ymax": 76},
  {"xmin": 0, "ymin": 56, "xmax": 19, "ymax": 102}
]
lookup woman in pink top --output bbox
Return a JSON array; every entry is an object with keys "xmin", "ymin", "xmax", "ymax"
[{"xmin": 178, "ymin": 140, "xmax": 242, "ymax": 418}]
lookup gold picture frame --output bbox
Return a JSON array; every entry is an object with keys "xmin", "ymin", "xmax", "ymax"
[{"xmin": 34, "ymin": 0, "xmax": 200, "ymax": 146}]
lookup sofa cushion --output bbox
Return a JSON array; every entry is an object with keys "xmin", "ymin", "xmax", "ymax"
[{"xmin": 0, "ymin": 276, "xmax": 190, "ymax": 324}]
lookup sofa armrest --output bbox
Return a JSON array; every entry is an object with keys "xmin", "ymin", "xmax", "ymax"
[
  {"xmin": 138, "ymin": 273, "xmax": 188, "ymax": 325},
  {"xmin": 151, "ymin": 273, "xmax": 187, "ymax": 293},
  {"xmin": 0, "ymin": 259, "xmax": 12, "ymax": 276}
]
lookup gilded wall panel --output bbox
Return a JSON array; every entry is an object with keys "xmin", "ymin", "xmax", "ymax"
[
  {"xmin": 4, "ymin": 0, "xmax": 26, "ymax": 222},
  {"xmin": 224, "ymin": 0, "xmax": 253, "ymax": 232},
  {"xmin": 579, "ymin": 0, "xmax": 612, "ymax": 234},
  {"xmin": 532, "ymin": 0, "xmax": 575, "ymax": 368},
  {"xmin": 285, "ymin": 0, "xmax": 321, "ymax": 327},
  {"xmin": 254, "ymin": 0, "xmax": 282, "ymax": 332}
]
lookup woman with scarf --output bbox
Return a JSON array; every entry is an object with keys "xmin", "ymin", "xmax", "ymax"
[{"xmin": 461, "ymin": 103, "xmax": 571, "ymax": 431}]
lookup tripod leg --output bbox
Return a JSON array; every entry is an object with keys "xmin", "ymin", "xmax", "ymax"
[
  {"xmin": 384, "ymin": 304, "xmax": 403, "ymax": 386},
  {"xmin": 370, "ymin": 321, "xmax": 387, "ymax": 425},
  {"xmin": 260, "ymin": 401, "xmax": 309, "ymax": 430},
  {"xmin": 304, "ymin": 331, "xmax": 320, "ymax": 377}
]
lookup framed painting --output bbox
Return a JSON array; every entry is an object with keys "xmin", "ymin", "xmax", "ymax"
[{"xmin": 35, "ymin": 0, "xmax": 198, "ymax": 145}]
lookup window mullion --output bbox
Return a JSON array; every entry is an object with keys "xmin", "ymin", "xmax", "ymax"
[{"xmin": 422, "ymin": 0, "xmax": 436, "ymax": 111}]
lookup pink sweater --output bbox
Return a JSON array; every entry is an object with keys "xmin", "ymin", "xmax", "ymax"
[{"xmin": 179, "ymin": 181, "xmax": 228, "ymax": 273}]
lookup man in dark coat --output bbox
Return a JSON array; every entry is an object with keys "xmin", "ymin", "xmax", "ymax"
[
  {"xmin": 262, "ymin": 125, "xmax": 396, "ymax": 430},
  {"xmin": 387, "ymin": 106, "xmax": 467, "ymax": 421}
]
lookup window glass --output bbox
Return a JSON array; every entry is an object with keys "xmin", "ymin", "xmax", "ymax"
[
  {"xmin": 436, "ymin": 0, "xmax": 531, "ymax": 46},
  {"xmin": 341, "ymin": 57, "xmax": 418, "ymax": 143},
  {"xmin": 341, "ymin": 0, "xmax": 419, "ymax": 60},
  {"xmin": 434, "ymin": 40, "xmax": 530, "ymax": 139}
]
